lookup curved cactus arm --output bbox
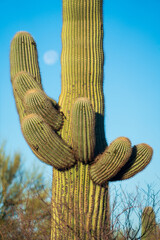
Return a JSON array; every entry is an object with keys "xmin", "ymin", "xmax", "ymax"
[
  {"xmin": 110, "ymin": 143, "xmax": 153, "ymax": 181},
  {"xmin": 13, "ymin": 71, "xmax": 43, "ymax": 100},
  {"xmin": 10, "ymin": 32, "xmax": 63, "ymax": 126},
  {"xmin": 71, "ymin": 97, "xmax": 96, "ymax": 163},
  {"xmin": 89, "ymin": 137, "xmax": 132, "ymax": 185},
  {"xmin": 10, "ymin": 31, "xmax": 76, "ymax": 169},
  {"xmin": 22, "ymin": 114, "xmax": 76, "ymax": 170},
  {"xmin": 13, "ymin": 72, "xmax": 63, "ymax": 130},
  {"xmin": 24, "ymin": 89, "xmax": 64, "ymax": 131},
  {"xmin": 10, "ymin": 32, "xmax": 41, "ymax": 83}
]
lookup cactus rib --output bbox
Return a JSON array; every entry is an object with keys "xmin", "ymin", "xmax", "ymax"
[
  {"xmin": 110, "ymin": 143, "xmax": 153, "ymax": 181},
  {"xmin": 13, "ymin": 72, "xmax": 42, "ymax": 101},
  {"xmin": 13, "ymin": 72, "xmax": 63, "ymax": 131},
  {"xmin": 24, "ymin": 89, "xmax": 63, "ymax": 131},
  {"xmin": 21, "ymin": 114, "xmax": 76, "ymax": 169},
  {"xmin": 89, "ymin": 137, "xmax": 132, "ymax": 185},
  {"xmin": 10, "ymin": 32, "xmax": 41, "ymax": 83},
  {"xmin": 71, "ymin": 97, "xmax": 95, "ymax": 163}
]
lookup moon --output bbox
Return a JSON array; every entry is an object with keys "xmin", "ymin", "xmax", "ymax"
[{"xmin": 43, "ymin": 50, "xmax": 59, "ymax": 65}]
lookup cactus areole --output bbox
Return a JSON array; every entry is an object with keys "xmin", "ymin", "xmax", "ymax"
[{"xmin": 10, "ymin": 1, "xmax": 153, "ymax": 239}]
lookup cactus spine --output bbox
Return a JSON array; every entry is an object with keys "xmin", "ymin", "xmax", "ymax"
[{"xmin": 10, "ymin": 1, "xmax": 153, "ymax": 239}]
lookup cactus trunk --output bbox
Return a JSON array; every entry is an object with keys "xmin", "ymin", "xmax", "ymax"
[
  {"xmin": 52, "ymin": 165, "xmax": 109, "ymax": 239},
  {"xmin": 51, "ymin": 1, "xmax": 109, "ymax": 239},
  {"xmin": 59, "ymin": 0, "xmax": 106, "ymax": 152}
]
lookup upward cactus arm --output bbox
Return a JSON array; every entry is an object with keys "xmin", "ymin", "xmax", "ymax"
[
  {"xmin": 10, "ymin": 32, "xmax": 41, "ymax": 84},
  {"xmin": 71, "ymin": 97, "xmax": 96, "ymax": 163},
  {"xmin": 10, "ymin": 32, "xmax": 62, "ymax": 124},
  {"xmin": 10, "ymin": 32, "xmax": 76, "ymax": 169}
]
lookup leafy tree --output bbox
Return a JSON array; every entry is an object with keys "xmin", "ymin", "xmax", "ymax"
[
  {"xmin": 0, "ymin": 144, "xmax": 51, "ymax": 239},
  {"xmin": 0, "ymin": 144, "xmax": 22, "ymax": 221}
]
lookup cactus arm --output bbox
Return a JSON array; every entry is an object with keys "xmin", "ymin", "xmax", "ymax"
[
  {"xmin": 89, "ymin": 137, "xmax": 132, "ymax": 185},
  {"xmin": 10, "ymin": 32, "xmax": 41, "ymax": 121},
  {"xmin": 110, "ymin": 144, "xmax": 153, "ymax": 181},
  {"xmin": 10, "ymin": 32, "xmax": 62, "ymax": 125},
  {"xmin": 10, "ymin": 32, "xmax": 76, "ymax": 169},
  {"xmin": 71, "ymin": 97, "xmax": 96, "ymax": 163},
  {"xmin": 21, "ymin": 114, "xmax": 75, "ymax": 169},
  {"xmin": 10, "ymin": 32, "xmax": 41, "ymax": 83},
  {"xmin": 13, "ymin": 72, "xmax": 63, "ymax": 131},
  {"xmin": 13, "ymin": 72, "xmax": 42, "ymax": 100},
  {"xmin": 24, "ymin": 88, "xmax": 64, "ymax": 131},
  {"xmin": 89, "ymin": 140, "xmax": 152, "ymax": 185}
]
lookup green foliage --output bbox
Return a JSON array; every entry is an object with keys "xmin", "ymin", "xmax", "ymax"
[
  {"xmin": 0, "ymin": 144, "xmax": 51, "ymax": 240},
  {"xmin": 0, "ymin": 144, "xmax": 22, "ymax": 221},
  {"xmin": 141, "ymin": 207, "xmax": 157, "ymax": 240}
]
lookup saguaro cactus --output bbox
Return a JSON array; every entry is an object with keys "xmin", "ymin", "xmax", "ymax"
[
  {"xmin": 141, "ymin": 207, "xmax": 157, "ymax": 240},
  {"xmin": 10, "ymin": 1, "xmax": 153, "ymax": 239}
]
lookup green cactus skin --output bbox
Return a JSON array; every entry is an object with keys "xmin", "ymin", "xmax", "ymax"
[
  {"xmin": 10, "ymin": 1, "xmax": 153, "ymax": 239},
  {"xmin": 14, "ymin": 72, "xmax": 63, "ymax": 131},
  {"xmin": 24, "ymin": 89, "xmax": 63, "ymax": 131},
  {"xmin": 90, "ymin": 137, "xmax": 132, "ymax": 185},
  {"xmin": 110, "ymin": 143, "xmax": 153, "ymax": 181},
  {"xmin": 21, "ymin": 114, "xmax": 75, "ymax": 169},
  {"xmin": 13, "ymin": 72, "xmax": 42, "ymax": 101},
  {"xmin": 141, "ymin": 207, "xmax": 157, "ymax": 240},
  {"xmin": 71, "ymin": 97, "xmax": 95, "ymax": 163}
]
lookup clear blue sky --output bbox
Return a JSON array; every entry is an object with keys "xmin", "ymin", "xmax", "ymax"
[{"xmin": 0, "ymin": 1, "xmax": 160, "ymax": 197}]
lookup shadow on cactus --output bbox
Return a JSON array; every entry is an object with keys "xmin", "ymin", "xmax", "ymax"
[{"xmin": 10, "ymin": 1, "xmax": 153, "ymax": 239}]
